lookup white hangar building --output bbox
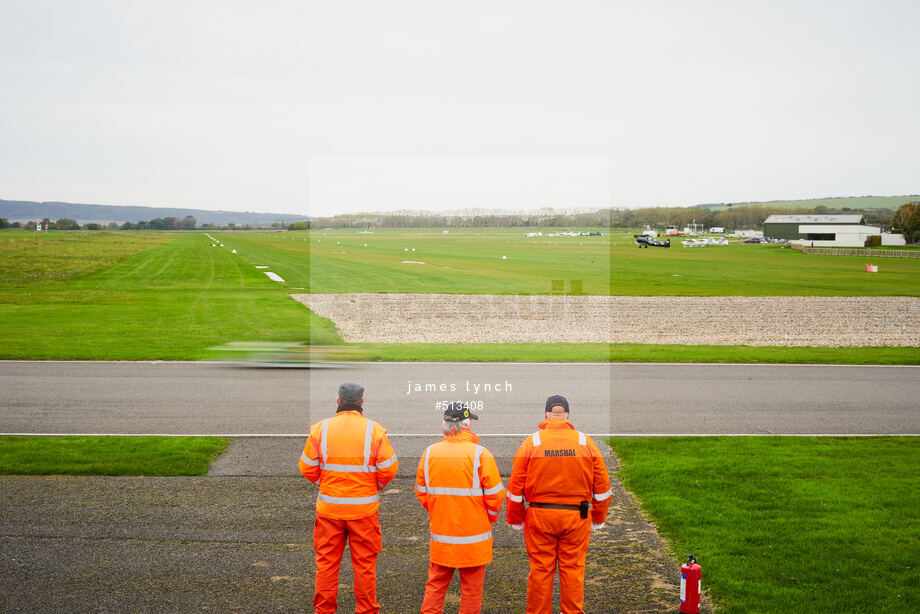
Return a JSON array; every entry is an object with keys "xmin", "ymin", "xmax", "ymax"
[{"xmin": 763, "ymin": 214, "xmax": 904, "ymax": 247}]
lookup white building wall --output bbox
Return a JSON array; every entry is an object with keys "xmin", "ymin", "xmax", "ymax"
[
  {"xmin": 881, "ymin": 233, "xmax": 906, "ymax": 246},
  {"xmin": 797, "ymin": 224, "xmax": 881, "ymax": 247}
]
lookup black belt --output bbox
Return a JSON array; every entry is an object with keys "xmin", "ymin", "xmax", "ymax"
[{"xmin": 528, "ymin": 501, "xmax": 590, "ymax": 518}]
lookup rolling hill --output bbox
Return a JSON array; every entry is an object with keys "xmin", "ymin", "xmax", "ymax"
[{"xmin": 0, "ymin": 199, "xmax": 307, "ymax": 226}]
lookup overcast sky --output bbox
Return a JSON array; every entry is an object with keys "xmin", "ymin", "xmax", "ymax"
[{"xmin": 1, "ymin": 0, "xmax": 917, "ymax": 217}]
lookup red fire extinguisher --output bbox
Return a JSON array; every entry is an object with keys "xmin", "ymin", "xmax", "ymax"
[{"xmin": 680, "ymin": 554, "xmax": 701, "ymax": 613}]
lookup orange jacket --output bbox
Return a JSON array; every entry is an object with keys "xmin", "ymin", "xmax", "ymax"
[
  {"xmin": 506, "ymin": 419, "xmax": 612, "ymax": 525},
  {"xmin": 415, "ymin": 429, "xmax": 506, "ymax": 567},
  {"xmin": 299, "ymin": 409, "xmax": 398, "ymax": 520}
]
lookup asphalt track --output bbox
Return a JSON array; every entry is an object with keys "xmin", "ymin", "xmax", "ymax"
[
  {"xmin": 0, "ymin": 474, "xmax": 711, "ymax": 614},
  {"xmin": 2, "ymin": 360, "xmax": 914, "ymax": 613},
  {"xmin": 1, "ymin": 360, "xmax": 918, "ymax": 435}
]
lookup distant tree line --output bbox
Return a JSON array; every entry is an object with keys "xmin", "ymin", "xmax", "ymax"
[
  {"xmin": 119, "ymin": 215, "xmax": 197, "ymax": 230},
  {"xmin": 306, "ymin": 210, "xmax": 612, "ymax": 229},
  {"xmin": 10, "ymin": 216, "xmax": 199, "ymax": 231},
  {"xmin": 6, "ymin": 202, "xmax": 917, "ymax": 243},
  {"xmin": 306, "ymin": 203, "xmax": 907, "ymax": 233},
  {"xmin": 9, "ymin": 216, "xmax": 287, "ymax": 232}
]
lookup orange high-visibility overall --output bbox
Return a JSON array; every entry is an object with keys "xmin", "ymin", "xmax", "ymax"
[
  {"xmin": 506, "ymin": 419, "xmax": 612, "ymax": 614},
  {"xmin": 300, "ymin": 409, "xmax": 398, "ymax": 614},
  {"xmin": 416, "ymin": 428, "xmax": 506, "ymax": 613}
]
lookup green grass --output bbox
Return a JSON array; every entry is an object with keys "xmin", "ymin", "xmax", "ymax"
[
  {"xmin": 607, "ymin": 437, "xmax": 920, "ymax": 613},
  {"xmin": 0, "ymin": 231, "xmax": 329, "ymax": 359},
  {"xmin": 325, "ymin": 343, "xmax": 920, "ymax": 364},
  {"xmin": 2, "ymin": 228, "xmax": 918, "ymax": 362},
  {"xmin": 0, "ymin": 436, "xmax": 231, "ymax": 475},
  {"xmin": 0, "ymin": 230, "xmax": 177, "ymax": 282},
  {"xmin": 305, "ymin": 228, "xmax": 920, "ymax": 296},
  {"xmin": 303, "ymin": 228, "xmax": 611, "ymax": 295},
  {"xmin": 610, "ymin": 232, "xmax": 920, "ymax": 295},
  {"xmin": 605, "ymin": 343, "xmax": 920, "ymax": 365},
  {"xmin": 355, "ymin": 343, "xmax": 611, "ymax": 362}
]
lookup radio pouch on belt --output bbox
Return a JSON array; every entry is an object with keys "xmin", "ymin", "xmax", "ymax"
[{"xmin": 579, "ymin": 501, "xmax": 589, "ymax": 519}]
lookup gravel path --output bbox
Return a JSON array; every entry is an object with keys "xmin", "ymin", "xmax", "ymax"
[{"xmin": 293, "ymin": 294, "xmax": 920, "ymax": 347}]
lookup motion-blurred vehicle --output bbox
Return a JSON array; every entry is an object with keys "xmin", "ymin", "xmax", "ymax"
[{"xmin": 209, "ymin": 342, "xmax": 365, "ymax": 368}]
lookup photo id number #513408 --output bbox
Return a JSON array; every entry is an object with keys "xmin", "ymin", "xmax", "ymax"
[{"xmin": 434, "ymin": 400, "xmax": 484, "ymax": 411}]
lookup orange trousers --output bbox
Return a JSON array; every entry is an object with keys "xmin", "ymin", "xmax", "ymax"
[
  {"xmin": 313, "ymin": 512, "xmax": 382, "ymax": 614},
  {"xmin": 420, "ymin": 562, "xmax": 486, "ymax": 614},
  {"xmin": 523, "ymin": 507, "xmax": 591, "ymax": 614}
]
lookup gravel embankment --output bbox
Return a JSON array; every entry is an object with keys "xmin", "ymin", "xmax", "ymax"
[{"xmin": 293, "ymin": 294, "xmax": 920, "ymax": 347}]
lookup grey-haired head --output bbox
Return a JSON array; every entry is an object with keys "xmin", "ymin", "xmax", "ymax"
[
  {"xmin": 338, "ymin": 382, "xmax": 364, "ymax": 403},
  {"xmin": 443, "ymin": 401, "xmax": 479, "ymax": 422}
]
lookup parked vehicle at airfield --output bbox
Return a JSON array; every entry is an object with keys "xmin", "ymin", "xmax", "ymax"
[
  {"xmin": 634, "ymin": 234, "xmax": 671, "ymax": 248},
  {"xmin": 682, "ymin": 237, "xmax": 729, "ymax": 247}
]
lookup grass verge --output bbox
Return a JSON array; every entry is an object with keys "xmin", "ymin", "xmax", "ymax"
[
  {"xmin": 0, "ymin": 436, "xmax": 231, "ymax": 476},
  {"xmin": 607, "ymin": 436, "xmax": 920, "ymax": 613},
  {"xmin": 355, "ymin": 343, "xmax": 611, "ymax": 362},
  {"xmin": 606, "ymin": 343, "xmax": 920, "ymax": 365},
  {"xmin": 330, "ymin": 343, "xmax": 920, "ymax": 364}
]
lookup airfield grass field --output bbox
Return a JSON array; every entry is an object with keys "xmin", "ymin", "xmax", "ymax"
[
  {"xmin": 607, "ymin": 232, "xmax": 920, "ymax": 296},
  {"xmin": 608, "ymin": 436, "xmax": 920, "ymax": 613},
  {"xmin": 1, "ymin": 228, "xmax": 919, "ymax": 361},
  {"xmin": 305, "ymin": 228, "xmax": 920, "ymax": 296},
  {"xmin": 0, "ymin": 230, "xmax": 324, "ymax": 359},
  {"xmin": 301, "ymin": 228, "xmax": 611, "ymax": 294}
]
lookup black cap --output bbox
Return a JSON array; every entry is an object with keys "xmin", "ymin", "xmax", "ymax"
[
  {"xmin": 545, "ymin": 395, "xmax": 569, "ymax": 413},
  {"xmin": 338, "ymin": 382, "xmax": 364, "ymax": 402},
  {"xmin": 443, "ymin": 401, "xmax": 479, "ymax": 422}
]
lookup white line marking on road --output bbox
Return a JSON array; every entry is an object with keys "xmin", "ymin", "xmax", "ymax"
[
  {"xmin": 2, "ymin": 433, "xmax": 918, "ymax": 437},
  {"xmin": 0, "ymin": 360, "xmax": 234, "ymax": 364},
  {"xmin": 608, "ymin": 363, "xmax": 920, "ymax": 368},
  {"xmin": 2, "ymin": 360, "xmax": 916, "ymax": 368},
  {"xmin": 0, "ymin": 433, "xmax": 311, "ymax": 438}
]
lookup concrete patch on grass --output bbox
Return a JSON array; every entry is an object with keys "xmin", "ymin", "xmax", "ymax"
[{"xmin": 292, "ymin": 294, "xmax": 920, "ymax": 346}]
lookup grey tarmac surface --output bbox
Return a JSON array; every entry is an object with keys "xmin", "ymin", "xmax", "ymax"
[
  {"xmin": 2, "ymin": 361, "xmax": 918, "ymax": 436},
  {"xmin": 2, "ymin": 360, "xmax": 915, "ymax": 612},
  {"xmin": 0, "ymin": 473, "xmax": 713, "ymax": 614}
]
